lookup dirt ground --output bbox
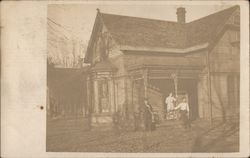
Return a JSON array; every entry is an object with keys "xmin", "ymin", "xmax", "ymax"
[{"xmin": 46, "ymin": 117, "xmax": 239, "ymax": 152}]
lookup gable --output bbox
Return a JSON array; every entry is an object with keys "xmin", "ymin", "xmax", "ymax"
[
  {"xmin": 226, "ymin": 7, "xmax": 240, "ymax": 26},
  {"xmin": 209, "ymin": 28, "xmax": 240, "ymax": 73},
  {"xmin": 91, "ymin": 24, "xmax": 108, "ymax": 64},
  {"xmin": 207, "ymin": 6, "xmax": 240, "ymax": 52},
  {"xmin": 186, "ymin": 5, "xmax": 239, "ymax": 47},
  {"xmin": 85, "ymin": 12, "xmax": 123, "ymax": 64}
]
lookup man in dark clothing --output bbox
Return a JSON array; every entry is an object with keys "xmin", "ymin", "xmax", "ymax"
[
  {"xmin": 112, "ymin": 110, "xmax": 121, "ymax": 133},
  {"xmin": 133, "ymin": 111, "xmax": 140, "ymax": 131},
  {"xmin": 144, "ymin": 99, "xmax": 153, "ymax": 131}
]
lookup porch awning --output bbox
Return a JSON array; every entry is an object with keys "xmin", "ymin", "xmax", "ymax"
[
  {"xmin": 127, "ymin": 56, "xmax": 205, "ymax": 71},
  {"xmin": 126, "ymin": 56, "xmax": 205, "ymax": 80}
]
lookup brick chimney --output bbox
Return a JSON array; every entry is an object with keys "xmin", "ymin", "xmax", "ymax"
[{"xmin": 176, "ymin": 7, "xmax": 186, "ymax": 24}]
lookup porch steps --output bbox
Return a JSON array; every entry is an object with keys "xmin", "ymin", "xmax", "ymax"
[{"xmin": 148, "ymin": 83, "xmax": 165, "ymax": 120}]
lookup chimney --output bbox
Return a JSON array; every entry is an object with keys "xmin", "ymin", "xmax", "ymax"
[{"xmin": 176, "ymin": 7, "xmax": 186, "ymax": 24}]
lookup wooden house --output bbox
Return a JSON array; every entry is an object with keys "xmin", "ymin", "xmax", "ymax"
[{"xmin": 84, "ymin": 6, "xmax": 240, "ymax": 125}]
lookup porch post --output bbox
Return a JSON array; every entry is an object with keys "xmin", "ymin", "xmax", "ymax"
[
  {"xmin": 86, "ymin": 76, "xmax": 90, "ymax": 116},
  {"xmin": 131, "ymin": 76, "xmax": 134, "ymax": 112},
  {"xmin": 93, "ymin": 80, "xmax": 99, "ymax": 113},
  {"xmin": 143, "ymin": 69, "xmax": 148, "ymax": 99},
  {"xmin": 109, "ymin": 77, "xmax": 115, "ymax": 113},
  {"xmin": 206, "ymin": 51, "xmax": 213, "ymax": 125},
  {"xmin": 113, "ymin": 79, "xmax": 116, "ymax": 112},
  {"xmin": 171, "ymin": 71, "xmax": 178, "ymax": 97}
]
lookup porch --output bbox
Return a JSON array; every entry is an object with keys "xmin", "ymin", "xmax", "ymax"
[{"xmin": 128, "ymin": 64, "xmax": 204, "ymax": 121}]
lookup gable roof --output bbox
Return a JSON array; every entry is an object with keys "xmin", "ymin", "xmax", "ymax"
[{"xmin": 85, "ymin": 5, "xmax": 239, "ymax": 62}]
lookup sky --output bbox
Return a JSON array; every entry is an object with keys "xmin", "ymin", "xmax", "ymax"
[{"xmin": 47, "ymin": 4, "xmax": 233, "ymax": 67}]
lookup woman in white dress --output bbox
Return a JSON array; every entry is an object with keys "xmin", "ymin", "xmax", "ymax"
[{"xmin": 165, "ymin": 92, "xmax": 176, "ymax": 112}]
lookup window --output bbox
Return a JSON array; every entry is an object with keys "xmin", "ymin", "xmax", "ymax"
[{"xmin": 98, "ymin": 80, "xmax": 109, "ymax": 113}]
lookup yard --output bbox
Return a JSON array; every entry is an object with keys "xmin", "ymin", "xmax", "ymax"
[{"xmin": 46, "ymin": 117, "xmax": 239, "ymax": 152}]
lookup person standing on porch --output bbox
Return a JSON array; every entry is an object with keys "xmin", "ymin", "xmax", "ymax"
[
  {"xmin": 165, "ymin": 92, "xmax": 176, "ymax": 113},
  {"xmin": 174, "ymin": 98, "xmax": 191, "ymax": 129}
]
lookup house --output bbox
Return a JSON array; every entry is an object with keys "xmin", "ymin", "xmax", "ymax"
[{"xmin": 84, "ymin": 6, "xmax": 240, "ymax": 125}]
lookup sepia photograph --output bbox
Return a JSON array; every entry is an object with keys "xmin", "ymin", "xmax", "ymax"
[{"xmin": 46, "ymin": 4, "xmax": 241, "ymax": 153}]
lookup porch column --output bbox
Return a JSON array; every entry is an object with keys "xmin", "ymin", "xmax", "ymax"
[
  {"xmin": 206, "ymin": 51, "xmax": 213, "ymax": 124},
  {"xmin": 132, "ymin": 78, "xmax": 134, "ymax": 110},
  {"xmin": 171, "ymin": 71, "xmax": 178, "ymax": 97},
  {"xmin": 130, "ymin": 76, "xmax": 136, "ymax": 113},
  {"xmin": 108, "ymin": 78, "xmax": 115, "ymax": 113},
  {"xmin": 86, "ymin": 76, "xmax": 91, "ymax": 116},
  {"xmin": 143, "ymin": 69, "xmax": 149, "ymax": 99},
  {"xmin": 93, "ymin": 80, "xmax": 99, "ymax": 113}
]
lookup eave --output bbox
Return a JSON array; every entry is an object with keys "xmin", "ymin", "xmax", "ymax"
[
  {"xmin": 121, "ymin": 43, "xmax": 209, "ymax": 54},
  {"xmin": 84, "ymin": 12, "xmax": 102, "ymax": 64}
]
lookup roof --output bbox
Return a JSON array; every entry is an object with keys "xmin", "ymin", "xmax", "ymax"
[
  {"xmin": 186, "ymin": 6, "xmax": 239, "ymax": 47},
  {"xmin": 85, "ymin": 5, "xmax": 239, "ymax": 62},
  {"xmin": 101, "ymin": 13, "xmax": 187, "ymax": 49}
]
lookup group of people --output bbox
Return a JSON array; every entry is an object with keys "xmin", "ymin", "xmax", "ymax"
[
  {"xmin": 112, "ymin": 92, "xmax": 191, "ymax": 133},
  {"xmin": 112, "ymin": 99, "xmax": 157, "ymax": 133},
  {"xmin": 165, "ymin": 92, "xmax": 191, "ymax": 129}
]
